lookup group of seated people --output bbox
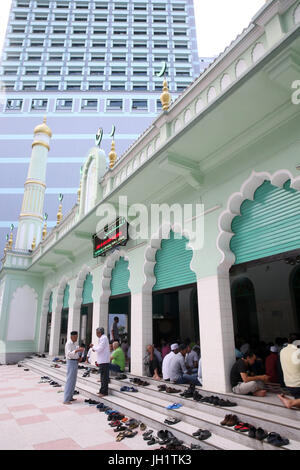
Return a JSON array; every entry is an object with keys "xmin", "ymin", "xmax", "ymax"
[
  {"xmin": 231, "ymin": 333, "xmax": 300, "ymax": 409},
  {"xmin": 144, "ymin": 338, "xmax": 202, "ymax": 386}
]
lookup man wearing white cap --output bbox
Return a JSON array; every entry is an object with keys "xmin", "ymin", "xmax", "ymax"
[{"xmin": 162, "ymin": 343, "xmax": 179, "ymax": 381}]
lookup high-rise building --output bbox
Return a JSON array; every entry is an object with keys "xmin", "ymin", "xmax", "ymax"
[{"xmin": 0, "ymin": 0, "xmax": 204, "ymax": 256}]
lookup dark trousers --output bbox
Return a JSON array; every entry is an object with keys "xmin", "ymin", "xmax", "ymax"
[
  {"xmin": 287, "ymin": 387, "xmax": 300, "ymax": 399},
  {"xmin": 99, "ymin": 363, "xmax": 110, "ymax": 396}
]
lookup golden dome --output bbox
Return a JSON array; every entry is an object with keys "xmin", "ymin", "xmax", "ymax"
[{"xmin": 34, "ymin": 116, "xmax": 52, "ymax": 137}]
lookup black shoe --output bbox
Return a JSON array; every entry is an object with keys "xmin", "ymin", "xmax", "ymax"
[
  {"xmin": 256, "ymin": 428, "xmax": 268, "ymax": 441},
  {"xmin": 248, "ymin": 426, "xmax": 257, "ymax": 439}
]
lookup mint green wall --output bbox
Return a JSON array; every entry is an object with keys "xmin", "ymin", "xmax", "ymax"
[
  {"xmin": 153, "ymin": 231, "xmax": 196, "ymax": 291},
  {"xmin": 82, "ymin": 274, "xmax": 93, "ymax": 305},
  {"xmin": 231, "ymin": 180, "xmax": 300, "ymax": 263},
  {"xmin": 110, "ymin": 257, "xmax": 130, "ymax": 296},
  {"xmin": 62, "ymin": 285, "xmax": 70, "ymax": 309}
]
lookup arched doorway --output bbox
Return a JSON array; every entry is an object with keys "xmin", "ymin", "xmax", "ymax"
[
  {"xmin": 108, "ymin": 257, "xmax": 131, "ymax": 345},
  {"xmin": 152, "ymin": 230, "xmax": 198, "ymax": 346},
  {"xmin": 80, "ymin": 274, "xmax": 93, "ymax": 348},
  {"xmin": 229, "ymin": 179, "xmax": 300, "ymax": 342},
  {"xmin": 231, "ymin": 278, "xmax": 259, "ymax": 343},
  {"xmin": 59, "ymin": 284, "xmax": 69, "ymax": 354},
  {"xmin": 45, "ymin": 292, "xmax": 52, "ymax": 353}
]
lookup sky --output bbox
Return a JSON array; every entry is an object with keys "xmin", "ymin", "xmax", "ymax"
[{"xmin": 0, "ymin": 0, "xmax": 266, "ymax": 58}]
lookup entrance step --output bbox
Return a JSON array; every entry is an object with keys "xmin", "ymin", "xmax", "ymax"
[{"xmin": 21, "ymin": 356, "xmax": 300, "ymax": 451}]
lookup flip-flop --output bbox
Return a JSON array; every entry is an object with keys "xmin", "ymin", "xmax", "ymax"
[
  {"xmin": 166, "ymin": 403, "xmax": 182, "ymax": 410},
  {"xmin": 124, "ymin": 430, "xmax": 138, "ymax": 438}
]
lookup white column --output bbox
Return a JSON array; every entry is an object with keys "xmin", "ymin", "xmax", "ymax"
[
  {"xmin": 67, "ymin": 279, "xmax": 79, "ymax": 337},
  {"xmin": 49, "ymin": 288, "xmax": 60, "ymax": 357},
  {"xmin": 130, "ymin": 292, "xmax": 153, "ymax": 376},
  {"xmin": 197, "ymin": 271, "xmax": 235, "ymax": 393}
]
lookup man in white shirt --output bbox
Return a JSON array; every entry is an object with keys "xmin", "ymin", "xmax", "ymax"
[
  {"xmin": 91, "ymin": 327, "xmax": 110, "ymax": 397},
  {"xmin": 279, "ymin": 334, "xmax": 300, "ymax": 397},
  {"xmin": 162, "ymin": 343, "xmax": 179, "ymax": 381},
  {"xmin": 63, "ymin": 331, "xmax": 84, "ymax": 405}
]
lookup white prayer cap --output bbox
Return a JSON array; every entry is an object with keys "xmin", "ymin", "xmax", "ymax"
[{"xmin": 171, "ymin": 343, "xmax": 179, "ymax": 351}]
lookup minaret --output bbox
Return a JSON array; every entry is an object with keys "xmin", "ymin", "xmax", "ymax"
[{"xmin": 15, "ymin": 117, "xmax": 52, "ymax": 251}]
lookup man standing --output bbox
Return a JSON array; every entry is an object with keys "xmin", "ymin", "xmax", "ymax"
[
  {"xmin": 111, "ymin": 317, "xmax": 120, "ymax": 342},
  {"xmin": 63, "ymin": 331, "xmax": 84, "ymax": 405},
  {"xmin": 92, "ymin": 327, "xmax": 110, "ymax": 397}
]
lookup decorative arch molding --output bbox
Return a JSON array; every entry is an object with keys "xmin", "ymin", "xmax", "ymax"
[
  {"xmin": 38, "ymin": 284, "xmax": 54, "ymax": 352},
  {"xmin": 74, "ymin": 265, "xmax": 92, "ymax": 310},
  {"xmin": 294, "ymin": 3, "xmax": 300, "ymax": 24},
  {"xmin": 142, "ymin": 222, "xmax": 198, "ymax": 295},
  {"xmin": 100, "ymin": 249, "xmax": 130, "ymax": 305},
  {"xmin": 55, "ymin": 276, "xmax": 69, "ymax": 314},
  {"xmin": 252, "ymin": 42, "xmax": 265, "ymax": 63},
  {"xmin": 220, "ymin": 73, "xmax": 231, "ymax": 91},
  {"xmin": 235, "ymin": 59, "xmax": 247, "ymax": 78},
  {"xmin": 217, "ymin": 169, "xmax": 300, "ymax": 274},
  {"xmin": 41, "ymin": 284, "xmax": 54, "ymax": 319},
  {"xmin": 7, "ymin": 285, "xmax": 38, "ymax": 341}
]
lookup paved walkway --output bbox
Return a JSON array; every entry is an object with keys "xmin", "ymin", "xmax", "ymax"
[{"xmin": 0, "ymin": 365, "xmax": 154, "ymax": 450}]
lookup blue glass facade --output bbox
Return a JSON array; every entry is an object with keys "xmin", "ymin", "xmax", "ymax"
[{"xmin": 0, "ymin": 0, "xmax": 205, "ymax": 255}]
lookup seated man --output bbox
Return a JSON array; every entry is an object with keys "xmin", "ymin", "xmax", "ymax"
[
  {"xmin": 185, "ymin": 344, "xmax": 199, "ymax": 373},
  {"xmin": 279, "ymin": 334, "xmax": 300, "ymax": 399},
  {"xmin": 144, "ymin": 345, "xmax": 161, "ymax": 380},
  {"xmin": 109, "ymin": 341, "xmax": 125, "ymax": 374},
  {"xmin": 230, "ymin": 351, "xmax": 270, "ymax": 397},
  {"xmin": 169, "ymin": 344, "xmax": 201, "ymax": 385},
  {"xmin": 162, "ymin": 343, "xmax": 179, "ymax": 381}
]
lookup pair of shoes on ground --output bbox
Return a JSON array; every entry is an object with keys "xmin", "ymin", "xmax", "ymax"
[
  {"xmin": 84, "ymin": 398, "xmax": 100, "ymax": 405},
  {"xmin": 193, "ymin": 391, "xmax": 203, "ymax": 401},
  {"xmin": 49, "ymin": 381, "xmax": 61, "ymax": 387},
  {"xmin": 201, "ymin": 395, "xmax": 236, "ymax": 407},
  {"xmin": 192, "ymin": 429, "xmax": 212, "ymax": 441},
  {"xmin": 157, "ymin": 430, "xmax": 182, "ymax": 446},
  {"xmin": 116, "ymin": 429, "xmax": 138, "ymax": 441},
  {"xmin": 165, "ymin": 387, "xmax": 181, "ymax": 394},
  {"xmin": 180, "ymin": 384, "xmax": 195, "ymax": 398},
  {"xmin": 115, "ymin": 374, "xmax": 127, "ymax": 380},
  {"xmin": 164, "ymin": 417, "xmax": 181, "ymax": 425},
  {"xmin": 221, "ymin": 414, "xmax": 239, "ymax": 427},
  {"xmin": 120, "ymin": 386, "xmax": 138, "ymax": 392},
  {"xmin": 130, "ymin": 378, "xmax": 150, "ymax": 386}
]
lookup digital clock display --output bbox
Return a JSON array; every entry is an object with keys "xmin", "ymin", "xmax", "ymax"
[{"xmin": 93, "ymin": 217, "xmax": 129, "ymax": 257}]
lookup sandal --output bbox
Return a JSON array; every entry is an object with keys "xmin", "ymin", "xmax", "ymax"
[
  {"xmin": 164, "ymin": 417, "xmax": 181, "ymax": 425},
  {"xmin": 197, "ymin": 430, "xmax": 211, "ymax": 441},
  {"xmin": 116, "ymin": 432, "xmax": 126, "ymax": 442},
  {"xmin": 147, "ymin": 437, "xmax": 158, "ymax": 446},
  {"xmin": 166, "ymin": 403, "xmax": 182, "ymax": 410},
  {"xmin": 124, "ymin": 430, "xmax": 138, "ymax": 438},
  {"xmin": 267, "ymin": 432, "xmax": 289, "ymax": 447}
]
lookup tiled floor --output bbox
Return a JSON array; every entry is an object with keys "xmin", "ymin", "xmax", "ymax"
[{"xmin": 0, "ymin": 365, "xmax": 156, "ymax": 450}]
